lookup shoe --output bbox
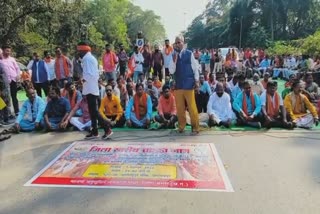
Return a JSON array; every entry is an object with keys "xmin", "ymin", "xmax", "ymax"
[
  {"xmin": 1, "ymin": 121, "xmax": 14, "ymax": 127},
  {"xmin": 190, "ymin": 131, "xmax": 200, "ymax": 136},
  {"xmin": 102, "ymin": 129, "xmax": 113, "ymax": 140},
  {"xmin": 247, "ymin": 122, "xmax": 262, "ymax": 129},
  {"xmin": 85, "ymin": 131, "xmax": 99, "ymax": 139}
]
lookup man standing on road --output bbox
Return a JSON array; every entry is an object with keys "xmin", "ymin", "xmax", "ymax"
[
  {"xmin": 1, "ymin": 45, "xmax": 20, "ymax": 116},
  {"xmin": 77, "ymin": 42, "xmax": 100, "ymax": 139},
  {"xmin": 170, "ymin": 36, "xmax": 200, "ymax": 135}
]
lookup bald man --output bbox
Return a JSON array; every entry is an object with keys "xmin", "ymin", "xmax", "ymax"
[{"xmin": 207, "ymin": 83, "xmax": 234, "ymax": 128}]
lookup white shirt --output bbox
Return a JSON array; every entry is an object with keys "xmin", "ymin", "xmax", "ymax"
[
  {"xmin": 286, "ymin": 57, "xmax": 297, "ymax": 69},
  {"xmin": 162, "ymin": 48, "xmax": 174, "ymax": 68},
  {"xmin": 82, "ymin": 52, "xmax": 99, "ymax": 96},
  {"xmin": 169, "ymin": 49, "xmax": 199, "ymax": 81},
  {"xmin": 133, "ymin": 52, "xmax": 144, "ymax": 72},
  {"xmin": 207, "ymin": 92, "xmax": 234, "ymax": 121},
  {"xmin": 260, "ymin": 91, "xmax": 284, "ymax": 107},
  {"xmin": 27, "ymin": 60, "xmax": 34, "ymax": 70},
  {"xmin": 45, "ymin": 59, "xmax": 56, "ymax": 81}
]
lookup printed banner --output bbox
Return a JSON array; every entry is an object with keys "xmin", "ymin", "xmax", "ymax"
[{"xmin": 25, "ymin": 142, "xmax": 233, "ymax": 192}]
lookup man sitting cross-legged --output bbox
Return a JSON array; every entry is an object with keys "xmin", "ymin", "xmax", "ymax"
[
  {"xmin": 261, "ymin": 81, "xmax": 293, "ymax": 129},
  {"xmin": 60, "ymin": 96, "xmax": 91, "ymax": 131},
  {"xmin": 284, "ymin": 81, "xmax": 319, "ymax": 129},
  {"xmin": 42, "ymin": 87, "xmax": 71, "ymax": 131},
  {"xmin": 125, "ymin": 83, "xmax": 152, "ymax": 128},
  {"xmin": 154, "ymin": 85, "xmax": 177, "ymax": 129},
  {"xmin": 62, "ymin": 82, "xmax": 82, "ymax": 116},
  {"xmin": 13, "ymin": 88, "xmax": 46, "ymax": 132},
  {"xmin": 207, "ymin": 83, "xmax": 234, "ymax": 128},
  {"xmin": 99, "ymin": 85, "xmax": 125, "ymax": 139},
  {"xmin": 233, "ymin": 81, "xmax": 263, "ymax": 128}
]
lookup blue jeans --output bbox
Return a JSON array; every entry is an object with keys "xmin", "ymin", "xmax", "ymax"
[
  {"xmin": 41, "ymin": 117, "xmax": 63, "ymax": 131},
  {"xmin": 133, "ymin": 70, "xmax": 143, "ymax": 83},
  {"xmin": 130, "ymin": 114, "xmax": 149, "ymax": 128},
  {"xmin": 104, "ymin": 72, "xmax": 115, "ymax": 82}
]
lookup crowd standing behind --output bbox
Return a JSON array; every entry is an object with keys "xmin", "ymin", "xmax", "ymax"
[{"xmin": 0, "ymin": 39, "xmax": 319, "ymax": 141}]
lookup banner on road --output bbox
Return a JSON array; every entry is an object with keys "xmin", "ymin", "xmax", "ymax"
[{"xmin": 25, "ymin": 141, "xmax": 233, "ymax": 192}]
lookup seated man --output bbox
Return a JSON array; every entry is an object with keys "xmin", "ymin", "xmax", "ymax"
[
  {"xmin": 13, "ymin": 88, "xmax": 46, "ymax": 132},
  {"xmin": 43, "ymin": 87, "xmax": 71, "ymax": 131},
  {"xmin": 233, "ymin": 81, "xmax": 262, "ymax": 128},
  {"xmin": 125, "ymin": 83, "xmax": 152, "ymax": 128},
  {"xmin": 231, "ymin": 73, "xmax": 246, "ymax": 102},
  {"xmin": 153, "ymin": 76, "xmax": 162, "ymax": 91},
  {"xmin": 261, "ymin": 81, "xmax": 293, "ymax": 129},
  {"xmin": 155, "ymin": 85, "xmax": 177, "ymax": 129},
  {"xmin": 284, "ymin": 81, "xmax": 319, "ymax": 129},
  {"xmin": 60, "ymin": 96, "xmax": 91, "ymax": 131},
  {"xmin": 63, "ymin": 82, "xmax": 82, "ymax": 116},
  {"xmin": 145, "ymin": 78, "xmax": 159, "ymax": 111},
  {"xmin": 303, "ymin": 72, "xmax": 319, "ymax": 102},
  {"xmin": 250, "ymin": 73, "xmax": 264, "ymax": 96},
  {"xmin": 207, "ymin": 83, "xmax": 234, "ymax": 128},
  {"xmin": 195, "ymin": 84, "xmax": 208, "ymax": 113},
  {"xmin": 261, "ymin": 72, "xmax": 270, "ymax": 89},
  {"xmin": 199, "ymin": 74, "xmax": 212, "ymax": 109},
  {"xmin": 116, "ymin": 77, "xmax": 127, "ymax": 109},
  {"xmin": 99, "ymin": 85, "xmax": 125, "ymax": 139}
]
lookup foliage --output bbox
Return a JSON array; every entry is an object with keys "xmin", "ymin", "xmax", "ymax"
[
  {"xmin": 266, "ymin": 41, "xmax": 301, "ymax": 56},
  {"xmin": 184, "ymin": 0, "xmax": 320, "ymax": 50},
  {"xmin": 0, "ymin": 0, "xmax": 166, "ymax": 59}
]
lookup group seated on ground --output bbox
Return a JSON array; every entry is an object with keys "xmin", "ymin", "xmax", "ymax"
[{"xmin": 5, "ymin": 67, "xmax": 319, "ymax": 140}]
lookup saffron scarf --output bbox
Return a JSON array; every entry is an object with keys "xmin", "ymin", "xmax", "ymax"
[
  {"xmin": 164, "ymin": 46, "xmax": 173, "ymax": 55},
  {"xmin": 55, "ymin": 55, "xmax": 70, "ymax": 80},
  {"xmin": 134, "ymin": 93, "xmax": 147, "ymax": 120},
  {"xmin": 153, "ymin": 80, "xmax": 162, "ymax": 89},
  {"xmin": 242, "ymin": 91, "xmax": 256, "ymax": 115},
  {"xmin": 266, "ymin": 93, "xmax": 280, "ymax": 118},
  {"xmin": 68, "ymin": 90, "xmax": 77, "ymax": 109}
]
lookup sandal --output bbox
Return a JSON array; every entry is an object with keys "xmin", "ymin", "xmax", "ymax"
[{"xmin": 0, "ymin": 134, "xmax": 11, "ymax": 141}]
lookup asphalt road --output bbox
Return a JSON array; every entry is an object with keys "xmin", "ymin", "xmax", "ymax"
[{"xmin": 0, "ymin": 129, "xmax": 320, "ymax": 214}]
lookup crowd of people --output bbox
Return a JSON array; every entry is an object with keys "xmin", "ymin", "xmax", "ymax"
[{"xmin": 0, "ymin": 36, "xmax": 319, "ymax": 141}]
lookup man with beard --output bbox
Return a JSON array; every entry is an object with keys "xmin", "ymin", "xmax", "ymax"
[
  {"xmin": 63, "ymin": 82, "xmax": 82, "ymax": 116},
  {"xmin": 152, "ymin": 44, "xmax": 164, "ymax": 81},
  {"xmin": 207, "ymin": 83, "xmax": 234, "ymax": 128},
  {"xmin": 125, "ymin": 83, "xmax": 152, "ymax": 129},
  {"xmin": 43, "ymin": 87, "xmax": 71, "ymax": 131},
  {"xmin": 261, "ymin": 81, "xmax": 293, "ymax": 129},
  {"xmin": 77, "ymin": 42, "xmax": 100, "ymax": 139},
  {"xmin": 155, "ymin": 85, "xmax": 177, "ymax": 129},
  {"xmin": 99, "ymin": 85, "xmax": 125, "ymax": 139},
  {"xmin": 233, "ymin": 81, "xmax": 262, "ymax": 128}
]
